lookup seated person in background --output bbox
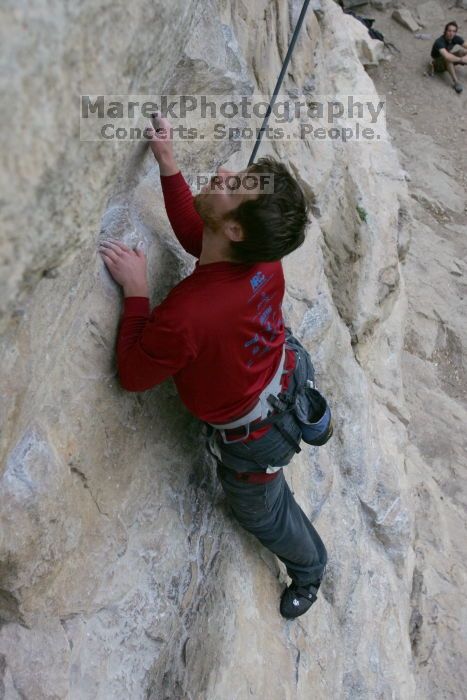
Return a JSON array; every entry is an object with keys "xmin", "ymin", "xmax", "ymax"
[{"xmin": 430, "ymin": 20, "xmax": 467, "ymax": 93}]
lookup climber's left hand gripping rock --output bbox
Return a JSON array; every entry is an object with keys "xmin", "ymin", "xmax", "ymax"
[{"xmin": 98, "ymin": 239, "xmax": 149, "ymax": 297}]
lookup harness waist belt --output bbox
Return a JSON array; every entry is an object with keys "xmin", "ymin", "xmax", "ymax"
[{"xmin": 207, "ymin": 344, "xmax": 288, "ymax": 435}]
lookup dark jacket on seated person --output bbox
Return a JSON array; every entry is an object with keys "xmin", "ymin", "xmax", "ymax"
[{"xmin": 431, "ymin": 33, "xmax": 464, "ymax": 59}]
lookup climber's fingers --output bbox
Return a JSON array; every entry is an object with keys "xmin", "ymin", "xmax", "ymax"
[
  {"xmin": 99, "ymin": 247, "xmax": 119, "ymax": 265},
  {"xmin": 99, "ymin": 239, "xmax": 131, "ymax": 257},
  {"xmin": 144, "ymin": 126, "xmax": 168, "ymax": 142},
  {"xmin": 149, "ymin": 112, "xmax": 172, "ymax": 140},
  {"xmin": 98, "ymin": 239, "xmax": 147, "ymax": 289},
  {"xmin": 146, "ymin": 113, "xmax": 174, "ymax": 164},
  {"xmin": 99, "ymin": 244, "xmax": 125, "ymax": 266}
]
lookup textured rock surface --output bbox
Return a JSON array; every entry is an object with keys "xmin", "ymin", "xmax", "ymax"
[
  {"xmin": 363, "ymin": 1, "xmax": 467, "ymax": 693},
  {"xmin": 0, "ymin": 0, "xmax": 464, "ymax": 698}
]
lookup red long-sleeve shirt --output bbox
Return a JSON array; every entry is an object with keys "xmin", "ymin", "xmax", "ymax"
[{"xmin": 117, "ymin": 170, "xmax": 295, "ymax": 434}]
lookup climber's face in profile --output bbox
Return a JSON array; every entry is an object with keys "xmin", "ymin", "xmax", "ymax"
[{"xmin": 193, "ymin": 165, "xmax": 259, "ymax": 235}]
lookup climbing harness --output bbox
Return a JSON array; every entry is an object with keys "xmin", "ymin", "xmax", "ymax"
[
  {"xmin": 207, "ymin": 341, "xmax": 333, "ymax": 452},
  {"xmin": 243, "ymin": 347, "xmax": 333, "ymax": 452},
  {"xmin": 206, "ymin": 344, "xmax": 288, "ymax": 444}
]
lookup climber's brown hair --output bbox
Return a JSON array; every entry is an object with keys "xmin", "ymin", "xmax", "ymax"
[{"xmin": 224, "ymin": 156, "xmax": 310, "ymax": 264}]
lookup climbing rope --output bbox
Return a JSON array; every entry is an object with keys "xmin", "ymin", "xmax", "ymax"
[{"xmin": 248, "ymin": 0, "xmax": 311, "ymax": 166}]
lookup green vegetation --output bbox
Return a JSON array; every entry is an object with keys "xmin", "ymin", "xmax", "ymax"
[{"xmin": 356, "ymin": 205, "xmax": 367, "ymax": 222}]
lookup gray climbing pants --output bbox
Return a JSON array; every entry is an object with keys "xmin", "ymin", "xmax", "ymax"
[
  {"xmin": 205, "ymin": 329, "xmax": 328, "ymax": 586},
  {"xmin": 216, "ymin": 463, "xmax": 327, "ymax": 586}
]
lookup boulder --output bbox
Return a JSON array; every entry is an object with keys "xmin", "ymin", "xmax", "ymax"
[{"xmin": 392, "ymin": 8, "xmax": 421, "ymax": 32}]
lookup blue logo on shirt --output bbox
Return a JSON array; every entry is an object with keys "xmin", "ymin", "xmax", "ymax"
[{"xmin": 250, "ymin": 271, "xmax": 266, "ymax": 292}]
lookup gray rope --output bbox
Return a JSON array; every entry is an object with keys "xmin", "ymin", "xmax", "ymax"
[{"xmin": 248, "ymin": 0, "xmax": 312, "ymax": 166}]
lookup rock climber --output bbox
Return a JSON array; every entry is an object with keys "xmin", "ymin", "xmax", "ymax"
[
  {"xmin": 430, "ymin": 20, "xmax": 467, "ymax": 93},
  {"xmin": 98, "ymin": 114, "xmax": 328, "ymax": 620}
]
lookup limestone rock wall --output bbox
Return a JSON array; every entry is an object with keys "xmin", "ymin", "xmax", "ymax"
[{"xmin": 0, "ymin": 1, "xmax": 432, "ymax": 698}]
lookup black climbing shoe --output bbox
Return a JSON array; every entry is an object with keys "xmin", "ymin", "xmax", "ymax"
[
  {"xmin": 453, "ymin": 82, "xmax": 463, "ymax": 94},
  {"xmin": 279, "ymin": 580, "xmax": 320, "ymax": 620}
]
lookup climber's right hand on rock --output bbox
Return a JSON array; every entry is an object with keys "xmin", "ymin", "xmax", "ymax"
[{"xmin": 144, "ymin": 114, "xmax": 179, "ymax": 176}]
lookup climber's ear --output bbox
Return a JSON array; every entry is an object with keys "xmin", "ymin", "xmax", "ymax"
[{"xmin": 223, "ymin": 219, "xmax": 244, "ymax": 242}]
